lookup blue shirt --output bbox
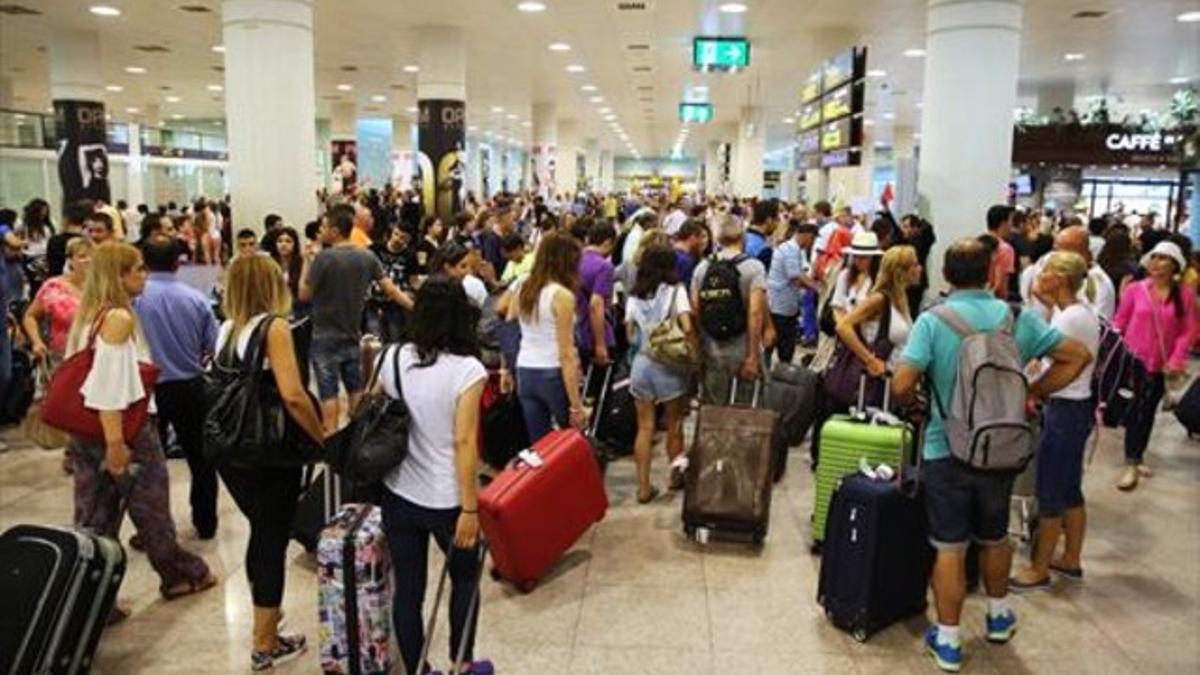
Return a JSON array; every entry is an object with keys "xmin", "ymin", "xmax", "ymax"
[
  {"xmin": 674, "ymin": 249, "xmax": 698, "ymax": 288},
  {"xmin": 134, "ymin": 272, "xmax": 219, "ymax": 383},
  {"xmin": 766, "ymin": 239, "xmax": 809, "ymax": 317},
  {"xmin": 900, "ymin": 290, "xmax": 1063, "ymax": 461},
  {"xmin": 744, "ymin": 228, "xmax": 768, "ymax": 259}
]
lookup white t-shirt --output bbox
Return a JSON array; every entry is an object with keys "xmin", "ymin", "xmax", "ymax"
[
  {"xmin": 463, "ymin": 275, "xmax": 488, "ymax": 309},
  {"xmin": 1045, "ymin": 303, "xmax": 1098, "ymax": 400},
  {"xmin": 380, "ymin": 344, "xmax": 487, "ymax": 509},
  {"xmin": 662, "ymin": 210, "xmax": 687, "ymax": 237},
  {"xmin": 515, "ymin": 281, "xmax": 570, "ymax": 369},
  {"xmin": 626, "ymin": 282, "xmax": 692, "ymax": 342},
  {"xmin": 1020, "ymin": 258, "xmax": 1116, "ymax": 321},
  {"xmin": 813, "ymin": 221, "xmax": 837, "ymax": 255}
]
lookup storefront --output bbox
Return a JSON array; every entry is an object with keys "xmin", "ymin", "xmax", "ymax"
[{"xmin": 1011, "ymin": 124, "xmax": 1196, "ymax": 227}]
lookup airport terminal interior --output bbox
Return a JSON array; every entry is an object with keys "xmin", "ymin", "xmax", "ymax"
[{"xmin": 1, "ymin": 1, "xmax": 1199, "ymax": 674}]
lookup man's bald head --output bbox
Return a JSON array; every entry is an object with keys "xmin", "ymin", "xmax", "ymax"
[
  {"xmin": 1055, "ymin": 226, "xmax": 1090, "ymax": 261},
  {"xmin": 943, "ymin": 237, "xmax": 991, "ymax": 289}
]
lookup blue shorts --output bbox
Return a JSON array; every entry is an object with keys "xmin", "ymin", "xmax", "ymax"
[
  {"xmin": 924, "ymin": 458, "xmax": 1017, "ymax": 551},
  {"xmin": 311, "ymin": 336, "xmax": 362, "ymax": 400},
  {"xmin": 630, "ymin": 353, "xmax": 689, "ymax": 404},
  {"xmin": 1035, "ymin": 397, "xmax": 1093, "ymax": 516}
]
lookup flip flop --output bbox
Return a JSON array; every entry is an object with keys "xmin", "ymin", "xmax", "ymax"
[
  {"xmin": 637, "ymin": 487, "xmax": 661, "ymax": 504},
  {"xmin": 161, "ymin": 573, "xmax": 218, "ymax": 601},
  {"xmin": 1050, "ymin": 563, "xmax": 1084, "ymax": 579}
]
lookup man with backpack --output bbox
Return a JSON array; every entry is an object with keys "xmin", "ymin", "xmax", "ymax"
[
  {"xmin": 892, "ymin": 238, "xmax": 1091, "ymax": 673},
  {"xmin": 691, "ymin": 214, "xmax": 768, "ymax": 404}
]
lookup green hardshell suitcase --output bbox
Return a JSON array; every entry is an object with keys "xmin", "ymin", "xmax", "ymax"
[{"xmin": 812, "ymin": 376, "xmax": 912, "ymax": 545}]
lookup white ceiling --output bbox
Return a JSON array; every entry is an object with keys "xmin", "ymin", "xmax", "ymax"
[{"xmin": 1, "ymin": 0, "xmax": 1198, "ymax": 157}]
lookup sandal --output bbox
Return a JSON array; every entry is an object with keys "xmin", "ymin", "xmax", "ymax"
[
  {"xmin": 637, "ymin": 487, "xmax": 661, "ymax": 504},
  {"xmin": 161, "ymin": 573, "xmax": 218, "ymax": 601},
  {"xmin": 1050, "ymin": 562, "xmax": 1084, "ymax": 579},
  {"xmin": 106, "ymin": 605, "xmax": 131, "ymax": 626}
]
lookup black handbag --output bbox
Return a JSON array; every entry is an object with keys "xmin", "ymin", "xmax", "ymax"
[
  {"xmin": 328, "ymin": 343, "xmax": 411, "ymax": 483},
  {"xmin": 203, "ymin": 315, "xmax": 323, "ymax": 467}
]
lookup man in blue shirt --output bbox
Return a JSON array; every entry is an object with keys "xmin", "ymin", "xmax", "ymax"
[
  {"xmin": 134, "ymin": 234, "xmax": 221, "ymax": 538},
  {"xmin": 672, "ymin": 219, "xmax": 706, "ymax": 288},
  {"xmin": 765, "ymin": 221, "xmax": 817, "ymax": 365},
  {"xmin": 893, "ymin": 238, "xmax": 1090, "ymax": 672}
]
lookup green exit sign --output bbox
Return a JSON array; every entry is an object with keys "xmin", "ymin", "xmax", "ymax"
[
  {"xmin": 679, "ymin": 103, "xmax": 714, "ymax": 123},
  {"xmin": 693, "ymin": 37, "xmax": 750, "ymax": 71}
]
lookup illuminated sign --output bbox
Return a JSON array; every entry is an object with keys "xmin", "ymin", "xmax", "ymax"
[
  {"xmin": 693, "ymin": 37, "xmax": 751, "ymax": 71},
  {"xmin": 797, "ymin": 129, "xmax": 821, "ymax": 154},
  {"xmin": 1104, "ymin": 132, "xmax": 1179, "ymax": 151},
  {"xmin": 800, "ymin": 72, "xmax": 823, "ymax": 104},
  {"xmin": 822, "ymin": 85, "xmax": 853, "ymax": 121},
  {"xmin": 823, "ymin": 50, "xmax": 855, "ymax": 91},
  {"xmin": 679, "ymin": 102, "xmax": 714, "ymax": 123},
  {"xmin": 799, "ymin": 103, "xmax": 823, "ymax": 131}
]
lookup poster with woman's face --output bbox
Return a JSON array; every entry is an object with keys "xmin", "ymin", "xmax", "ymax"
[
  {"xmin": 331, "ymin": 140, "xmax": 359, "ymax": 196},
  {"xmin": 54, "ymin": 99, "xmax": 111, "ymax": 203}
]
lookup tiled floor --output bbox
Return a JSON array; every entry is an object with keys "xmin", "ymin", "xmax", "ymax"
[{"xmin": 2, "ymin": 410, "xmax": 1198, "ymax": 674}]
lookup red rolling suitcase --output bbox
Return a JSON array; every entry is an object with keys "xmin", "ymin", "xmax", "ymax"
[{"xmin": 478, "ymin": 429, "xmax": 608, "ymax": 592}]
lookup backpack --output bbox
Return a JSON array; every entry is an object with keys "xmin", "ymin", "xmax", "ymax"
[
  {"xmin": 698, "ymin": 254, "xmax": 749, "ymax": 340},
  {"xmin": 1092, "ymin": 317, "xmax": 1140, "ymax": 427},
  {"xmin": 929, "ymin": 304, "xmax": 1034, "ymax": 471}
]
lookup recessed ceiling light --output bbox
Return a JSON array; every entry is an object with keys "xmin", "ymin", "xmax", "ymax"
[
  {"xmin": 207, "ymin": 84, "xmax": 223, "ymax": 92},
  {"xmin": 125, "ymin": 107, "xmax": 140, "ymax": 114},
  {"xmin": 371, "ymin": 94, "xmax": 387, "ymax": 103},
  {"xmin": 867, "ymin": 69, "xmax": 887, "ymax": 78},
  {"xmin": 782, "ymin": 117, "xmax": 795, "ymax": 124},
  {"xmin": 165, "ymin": 95, "xmax": 181, "ymax": 103},
  {"xmin": 1170, "ymin": 76, "xmax": 1191, "ymax": 85},
  {"xmin": 171, "ymin": 113, "xmax": 184, "ymax": 120},
  {"xmin": 517, "ymin": 1, "xmax": 547, "ymax": 12},
  {"xmin": 407, "ymin": 106, "xmax": 418, "ymax": 113},
  {"xmin": 1063, "ymin": 52, "xmax": 1085, "ymax": 61},
  {"xmin": 581, "ymin": 84, "xmax": 598, "ymax": 92},
  {"xmin": 212, "ymin": 45, "xmax": 225, "ymax": 53},
  {"xmin": 89, "ymin": 5, "xmax": 121, "ymax": 17},
  {"xmin": 468, "ymin": 125, "xmax": 478, "ymax": 132},
  {"xmin": 598, "ymin": 107, "xmax": 612, "ymax": 114},
  {"xmin": 565, "ymin": 64, "xmax": 586, "ymax": 73},
  {"xmin": 883, "ymin": 112, "xmax": 895, "ymax": 120},
  {"xmin": 521, "ymin": 121, "xmax": 532, "ymax": 127},
  {"xmin": 337, "ymin": 83, "xmax": 353, "ymax": 91},
  {"xmin": 603, "ymin": 114, "xmax": 616, "ymax": 121},
  {"xmin": 903, "ymin": 48, "xmax": 926, "ymax": 58},
  {"xmin": 1178, "ymin": 11, "xmax": 1200, "ymax": 22},
  {"xmin": 547, "ymin": 42, "xmax": 571, "ymax": 52},
  {"xmin": 719, "ymin": 3, "xmax": 748, "ymax": 14},
  {"xmin": 506, "ymin": 113, "xmax": 518, "ymax": 120},
  {"xmin": 105, "ymin": 84, "xmax": 123, "ymax": 92},
  {"xmin": 403, "ymin": 64, "xmax": 420, "ymax": 73},
  {"xmin": 590, "ymin": 97, "xmax": 605, "ymax": 104},
  {"xmin": 914, "ymin": 133, "xmax": 921, "ymax": 139},
  {"xmin": 124, "ymin": 66, "xmax": 146, "ymax": 74},
  {"xmin": 864, "ymin": 119, "xmax": 876, "ymax": 127},
  {"xmin": 215, "ymin": 120, "xmax": 223, "ymax": 126}
]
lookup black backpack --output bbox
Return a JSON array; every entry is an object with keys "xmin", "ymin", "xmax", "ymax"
[{"xmin": 698, "ymin": 254, "xmax": 749, "ymax": 340}]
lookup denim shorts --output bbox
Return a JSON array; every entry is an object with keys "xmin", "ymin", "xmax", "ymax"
[
  {"xmin": 630, "ymin": 353, "xmax": 689, "ymax": 404},
  {"xmin": 1035, "ymin": 397, "xmax": 1093, "ymax": 516},
  {"xmin": 923, "ymin": 458, "xmax": 1017, "ymax": 551},
  {"xmin": 311, "ymin": 336, "xmax": 363, "ymax": 400}
]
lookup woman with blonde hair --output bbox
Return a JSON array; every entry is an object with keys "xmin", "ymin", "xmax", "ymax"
[
  {"xmin": 834, "ymin": 244, "xmax": 921, "ymax": 379},
  {"xmin": 217, "ymin": 254, "xmax": 324, "ymax": 670},
  {"xmin": 66, "ymin": 242, "xmax": 216, "ymax": 623},
  {"xmin": 1012, "ymin": 251, "xmax": 1099, "ymax": 590},
  {"xmin": 615, "ymin": 228, "xmax": 670, "ymax": 291},
  {"xmin": 505, "ymin": 232, "xmax": 586, "ymax": 441},
  {"xmin": 24, "ymin": 237, "xmax": 93, "ymax": 369}
]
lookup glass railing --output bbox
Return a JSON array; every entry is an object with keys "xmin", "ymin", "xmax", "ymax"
[{"xmin": 0, "ymin": 109, "xmax": 227, "ymax": 160}]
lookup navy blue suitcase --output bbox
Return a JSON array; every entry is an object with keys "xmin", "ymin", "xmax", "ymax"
[{"xmin": 817, "ymin": 473, "xmax": 933, "ymax": 641}]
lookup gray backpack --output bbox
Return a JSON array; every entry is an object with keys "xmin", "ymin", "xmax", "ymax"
[{"xmin": 929, "ymin": 305, "xmax": 1034, "ymax": 471}]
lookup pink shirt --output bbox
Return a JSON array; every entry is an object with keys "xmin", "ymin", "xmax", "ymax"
[
  {"xmin": 34, "ymin": 276, "xmax": 82, "ymax": 355},
  {"xmin": 988, "ymin": 235, "xmax": 1015, "ymax": 297},
  {"xmin": 1113, "ymin": 279, "xmax": 1198, "ymax": 373}
]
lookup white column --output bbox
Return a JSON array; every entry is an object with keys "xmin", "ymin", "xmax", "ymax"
[
  {"xmin": 894, "ymin": 125, "xmax": 918, "ymax": 216},
  {"xmin": 556, "ymin": 119, "xmax": 579, "ymax": 198},
  {"xmin": 391, "ymin": 114, "xmax": 416, "ymax": 190},
  {"xmin": 531, "ymin": 102, "xmax": 557, "ymax": 200},
  {"xmin": 917, "ymin": 0, "xmax": 1022, "ymax": 290},
  {"xmin": 50, "ymin": 29, "xmax": 105, "ymax": 102},
  {"xmin": 0, "ymin": 77, "xmax": 15, "ymax": 146},
  {"xmin": 222, "ymin": 0, "xmax": 317, "ymax": 236},
  {"xmin": 1035, "ymin": 82, "xmax": 1075, "ymax": 118},
  {"xmin": 600, "ymin": 148, "xmax": 615, "ymax": 193},
  {"xmin": 584, "ymin": 138, "xmax": 600, "ymax": 193},
  {"xmin": 704, "ymin": 142, "xmax": 722, "ymax": 197},
  {"xmin": 732, "ymin": 106, "xmax": 765, "ymax": 198},
  {"xmin": 125, "ymin": 122, "xmax": 145, "ymax": 210}
]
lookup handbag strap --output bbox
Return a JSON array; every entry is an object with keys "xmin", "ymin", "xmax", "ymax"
[
  {"xmin": 84, "ymin": 308, "xmax": 112, "ymax": 350},
  {"xmin": 1144, "ymin": 282, "xmax": 1170, "ymax": 366},
  {"xmin": 241, "ymin": 314, "xmax": 279, "ymax": 373}
]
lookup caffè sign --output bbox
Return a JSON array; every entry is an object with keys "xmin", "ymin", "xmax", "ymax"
[
  {"xmin": 1012, "ymin": 124, "xmax": 1190, "ymax": 167},
  {"xmin": 1104, "ymin": 131, "xmax": 1179, "ymax": 152}
]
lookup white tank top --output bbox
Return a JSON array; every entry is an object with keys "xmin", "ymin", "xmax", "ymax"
[{"xmin": 516, "ymin": 282, "xmax": 568, "ymax": 369}]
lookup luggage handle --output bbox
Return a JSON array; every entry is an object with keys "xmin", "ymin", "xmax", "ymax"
[
  {"xmin": 853, "ymin": 372, "xmax": 894, "ymax": 425},
  {"xmin": 729, "ymin": 377, "xmax": 763, "ymax": 408},
  {"xmin": 418, "ymin": 540, "xmax": 490, "ymax": 674},
  {"xmin": 584, "ymin": 363, "xmax": 614, "ymax": 438}
]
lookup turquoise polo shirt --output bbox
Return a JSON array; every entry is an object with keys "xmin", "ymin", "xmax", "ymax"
[{"xmin": 901, "ymin": 289, "xmax": 1063, "ymax": 461}]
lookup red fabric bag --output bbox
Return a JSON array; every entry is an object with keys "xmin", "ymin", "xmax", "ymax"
[{"xmin": 41, "ymin": 311, "xmax": 159, "ymax": 444}]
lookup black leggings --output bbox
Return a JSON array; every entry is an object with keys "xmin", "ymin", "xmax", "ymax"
[
  {"xmin": 1124, "ymin": 371, "xmax": 1165, "ymax": 464},
  {"xmin": 381, "ymin": 490, "xmax": 482, "ymax": 675},
  {"xmin": 219, "ymin": 464, "xmax": 302, "ymax": 607}
]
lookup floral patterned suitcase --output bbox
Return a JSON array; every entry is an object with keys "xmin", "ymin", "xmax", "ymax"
[{"xmin": 317, "ymin": 503, "xmax": 392, "ymax": 675}]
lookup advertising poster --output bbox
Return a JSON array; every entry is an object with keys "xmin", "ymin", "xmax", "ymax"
[
  {"xmin": 331, "ymin": 139, "xmax": 358, "ymax": 196},
  {"xmin": 480, "ymin": 145, "xmax": 492, "ymax": 197},
  {"xmin": 532, "ymin": 143, "xmax": 557, "ymax": 200},
  {"xmin": 54, "ymin": 99, "xmax": 111, "ymax": 204},
  {"xmin": 418, "ymin": 99, "xmax": 466, "ymax": 220}
]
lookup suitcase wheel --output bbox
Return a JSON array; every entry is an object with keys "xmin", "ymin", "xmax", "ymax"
[
  {"xmin": 752, "ymin": 530, "xmax": 766, "ymax": 547},
  {"xmin": 490, "ymin": 567, "xmax": 502, "ymax": 582},
  {"xmin": 852, "ymin": 627, "xmax": 869, "ymax": 643},
  {"xmin": 518, "ymin": 579, "xmax": 538, "ymax": 594}
]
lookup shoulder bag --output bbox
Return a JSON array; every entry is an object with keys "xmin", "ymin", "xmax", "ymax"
[
  {"xmin": 646, "ymin": 285, "xmax": 701, "ymax": 371},
  {"xmin": 42, "ymin": 309, "xmax": 160, "ymax": 444},
  {"xmin": 823, "ymin": 295, "xmax": 894, "ymax": 408},
  {"xmin": 328, "ymin": 343, "xmax": 411, "ymax": 483}
]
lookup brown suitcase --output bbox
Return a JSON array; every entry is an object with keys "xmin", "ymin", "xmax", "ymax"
[
  {"xmin": 682, "ymin": 379, "xmax": 778, "ymax": 546},
  {"xmin": 360, "ymin": 334, "xmax": 383, "ymax": 389}
]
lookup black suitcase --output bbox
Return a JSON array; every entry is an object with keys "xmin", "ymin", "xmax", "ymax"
[
  {"xmin": 764, "ymin": 362, "xmax": 819, "ymax": 482},
  {"xmin": 817, "ymin": 473, "xmax": 932, "ymax": 642},
  {"xmin": 481, "ymin": 390, "xmax": 530, "ymax": 469},
  {"xmin": 586, "ymin": 363, "xmax": 637, "ymax": 458},
  {"xmin": 0, "ymin": 525, "xmax": 126, "ymax": 675},
  {"xmin": 1173, "ymin": 378, "xmax": 1200, "ymax": 436},
  {"xmin": 291, "ymin": 464, "xmax": 381, "ymax": 553}
]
